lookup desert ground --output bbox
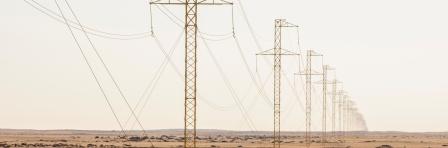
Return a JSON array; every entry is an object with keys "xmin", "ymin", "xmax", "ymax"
[{"xmin": 1, "ymin": 129, "xmax": 448, "ymax": 147}]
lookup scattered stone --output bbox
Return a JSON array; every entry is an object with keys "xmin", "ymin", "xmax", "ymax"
[
  {"xmin": 376, "ymin": 145, "xmax": 393, "ymax": 148},
  {"xmin": 128, "ymin": 136, "xmax": 148, "ymax": 142},
  {"xmin": 123, "ymin": 144, "xmax": 132, "ymax": 147}
]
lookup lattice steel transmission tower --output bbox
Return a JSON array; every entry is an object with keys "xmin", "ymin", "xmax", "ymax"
[
  {"xmin": 149, "ymin": 0, "xmax": 232, "ymax": 147},
  {"xmin": 313, "ymin": 65, "xmax": 334, "ymax": 145},
  {"xmin": 346, "ymin": 100, "xmax": 354, "ymax": 133},
  {"xmin": 342, "ymin": 94, "xmax": 349, "ymax": 142},
  {"xmin": 336, "ymin": 89, "xmax": 346, "ymax": 141},
  {"xmin": 320, "ymin": 65, "xmax": 333, "ymax": 143},
  {"xmin": 343, "ymin": 97, "xmax": 352, "ymax": 139},
  {"xmin": 257, "ymin": 19, "xmax": 299, "ymax": 148},
  {"xmin": 298, "ymin": 50, "xmax": 322, "ymax": 148},
  {"xmin": 329, "ymin": 79, "xmax": 341, "ymax": 139}
]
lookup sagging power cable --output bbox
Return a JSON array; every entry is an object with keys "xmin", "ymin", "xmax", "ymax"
[
  {"xmin": 124, "ymin": 31, "xmax": 183, "ymax": 130},
  {"xmin": 55, "ymin": 1, "xmax": 154, "ymax": 145},
  {"xmin": 25, "ymin": 0, "xmax": 150, "ymax": 40},
  {"xmin": 53, "ymin": 0, "xmax": 126, "ymax": 136},
  {"xmin": 199, "ymin": 34, "xmax": 258, "ymax": 132}
]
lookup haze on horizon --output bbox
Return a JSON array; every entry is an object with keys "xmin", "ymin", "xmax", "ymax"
[{"xmin": 1, "ymin": 0, "xmax": 447, "ymax": 132}]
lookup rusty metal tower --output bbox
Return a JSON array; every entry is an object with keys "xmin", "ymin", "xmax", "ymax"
[
  {"xmin": 298, "ymin": 50, "xmax": 322, "ymax": 148},
  {"xmin": 149, "ymin": 0, "xmax": 232, "ymax": 147},
  {"xmin": 257, "ymin": 19, "xmax": 299, "ymax": 148}
]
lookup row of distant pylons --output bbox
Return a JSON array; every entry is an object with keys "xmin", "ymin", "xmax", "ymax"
[
  {"xmin": 148, "ymin": 0, "xmax": 368, "ymax": 148},
  {"xmin": 256, "ymin": 19, "xmax": 368, "ymax": 148}
]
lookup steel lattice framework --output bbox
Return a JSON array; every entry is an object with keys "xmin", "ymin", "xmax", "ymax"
[
  {"xmin": 273, "ymin": 19, "xmax": 282, "ymax": 148},
  {"xmin": 150, "ymin": 0, "xmax": 232, "ymax": 147},
  {"xmin": 298, "ymin": 50, "xmax": 322, "ymax": 148},
  {"xmin": 329, "ymin": 79, "xmax": 341, "ymax": 139},
  {"xmin": 321, "ymin": 65, "xmax": 329, "ymax": 143},
  {"xmin": 342, "ymin": 94, "xmax": 348, "ymax": 142},
  {"xmin": 313, "ymin": 65, "xmax": 334, "ymax": 146},
  {"xmin": 184, "ymin": 2, "xmax": 198, "ymax": 147},
  {"xmin": 257, "ymin": 19, "xmax": 298, "ymax": 148},
  {"xmin": 336, "ymin": 90, "xmax": 346, "ymax": 141}
]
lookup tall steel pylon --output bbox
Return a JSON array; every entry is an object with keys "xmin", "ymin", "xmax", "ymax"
[
  {"xmin": 335, "ymin": 89, "xmax": 346, "ymax": 142},
  {"xmin": 337, "ymin": 90, "xmax": 348, "ymax": 142},
  {"xmin": 328, "ymin": 79, "xmax": 341, "ymax": 140},
  {"xmin": 298, "ymin": 50, "xmax": 322, "ymax": 148},
  {"xmin": 346, "ymin": 100, "xmax": 354, "ymax": 134},
  {"xmin": 320, "ymin": 65, "xmax": 333, "ymax": 143},
  {"xmin": 257, "ymin": 19, "xmax": 299, "ymax": 148},
  {"xmin": 343, "ymin": 97, "xmax": 353, "ymax": 139},
  {"xmin": 149, "ymin": 0, "xmax": 232, "ymax": 147},
  {"xmin": 313, "ymin": 65, "xmax": 334, "ymax": 145},
  {"xmin": 342, "ymin": 94, "xmax": 349, "ymax": 142}
]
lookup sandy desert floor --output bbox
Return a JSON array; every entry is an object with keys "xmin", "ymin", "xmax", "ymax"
[{"xmin": 1, "ymin": 129, "xmax": 448, "ymax": 147}]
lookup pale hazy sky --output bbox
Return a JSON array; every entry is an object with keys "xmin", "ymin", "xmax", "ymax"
[{"xmin": 1, "ymin": 0, "xmax": 447, "ymax": 132}]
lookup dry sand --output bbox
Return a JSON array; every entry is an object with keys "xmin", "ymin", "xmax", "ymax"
[{"xmin": 1, "ymin": 129, "xmax": 448, "ymax": 147}]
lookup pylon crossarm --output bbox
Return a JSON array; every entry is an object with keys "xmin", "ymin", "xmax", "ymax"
[
  {"xmin": 199, "ymin": 0, "xmax": 233, "ymax": 4},
  {"xmin": 303, "ymin": 50, "xmax": 323, "ymax": 56},
  {"xmin": 256, "ymin": 48, "xmax": 299, "ymax": 56},
  {"xmin": 150, "ymin": 0, "xmax": 232, "ymax": 5},
  {"xmin": 280, "ymin": 22, "xmax": 299, "ymax": 28},
  {"xmin": 256, "ymin": 48, "xmax": 275, "ymax": 55},
  {"xmin": 275, "ymin": 19, "xmax": 299, "ymax": 28},
  {"xmin": 280, "ymin": 48, "xmax": 299, "ymax": 55}
]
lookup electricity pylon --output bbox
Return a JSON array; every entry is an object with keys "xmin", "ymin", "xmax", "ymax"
[
  {"xmin": 335, "ymin": 89, "xmax": 346, "ymax": 142},
  {"xmin": 257, "ymin": 19, "xmax": 299, "ymax": 148},
  {"xmin": 346, "ymin": 100, "xmax": 355, "ymax": 134},
  {"xmin": 349, "ymin": 107, "xmax": 357, "ymax": 131},
  {"xmin": 319, "ymin": 65, "xmax": 333, "ymax": 143},
  {"xmin": 298, "ymin": 50, "xmax": 323, "ymax": 148},
  {"xmin": 342, "ymin": 94, "xmax": 349, "ymax": 142},
  {"xmin": 313, "ymin": 65, "xmax": 334, "ymax": 145},
  {"xmin": 149, "ymin": 0, "xmax": 232, "ymax": 147},
  {"xmin": 336, "ymin": 92, "xmax": 349, "ymax": 143},
  {"xmin": 328, "ymin": 79, "xmax": 341, "ymax": 139}
]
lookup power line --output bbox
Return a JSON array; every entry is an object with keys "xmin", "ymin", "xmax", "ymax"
[
  {"xmin": 58, "ymin": 0, "xmax": 152, "ymax": 143},
  {"xmin": 24, "ymin": 0, "xmax": 150, "ymax": 40},
  {"xmin": 236, "ymin": 0, "xmax": 309, "ymax": 120},
  {"xmin": 53, "ymin": 0, "xmax": 126, "ymax": 136},
  {"xmin": 149, "ymin": 1, "xmax": 234, "ymax": 147},
  {"xmin": 153, "ymin": 2, "xmax": 280, "ymax": 113},
  {"xmin": 199, "ymin": 35, "xmax": 258, "ymax": 131},
  {"xmin": 150, "ymin": 33, "xmax": 238, "ymax": 111},
  {"xmin": 297, "ymin": 50, "xmax": 323, "ymax": 148},
  {"xmin": 233, "ymin": 36, "xmax": 273, "ymax": 107},
  {"xmin": 155, "ymin": 4, "xmax": 235, "ymax": 40},
  {"xmin": 153, "ymin": 1, "xmax": 277, "ymax": 123},
  {"xmin": 25, "ymin": 0, "xmax": 232, "ymax": 41},
  {"xmin": 256, "ymin": 19, "xmax": 300, "ymax": 148},
  {"xmin": 236, "ymin": 70, "xmax": 273, "ymax": 130},
  {"xmin": 124, "ymin": 31, "xmax": 184, "ymax": 130}
]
